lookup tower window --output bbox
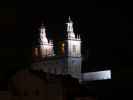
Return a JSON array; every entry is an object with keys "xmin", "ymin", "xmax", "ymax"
[{"xmin": 73, "ymin": 45, "xmax": 76, "ymax": 56}]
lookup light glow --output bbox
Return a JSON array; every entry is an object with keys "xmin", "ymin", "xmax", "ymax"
[{"xmin": 82, "ymin": 70, "xmax": 111, "ymax": 81}]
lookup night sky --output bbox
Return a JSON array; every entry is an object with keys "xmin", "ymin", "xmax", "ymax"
[{"xmin": 0, "ymin": 1, "xmax": 133, "ymax": 80}]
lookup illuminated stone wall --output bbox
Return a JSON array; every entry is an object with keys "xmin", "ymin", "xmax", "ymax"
[{"xmin": 32, "ymin": 58, "xmax": 65, "ymax": 75}]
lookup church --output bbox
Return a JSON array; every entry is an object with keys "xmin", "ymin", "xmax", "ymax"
[{"xmin": 31, "ymin": 17, "xmax": 82, "ymax": 81}]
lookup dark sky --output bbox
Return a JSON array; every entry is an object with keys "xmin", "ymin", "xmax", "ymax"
[{"xmin": 0, "ymin": 1, "xmax": 133, "ymax": 79}]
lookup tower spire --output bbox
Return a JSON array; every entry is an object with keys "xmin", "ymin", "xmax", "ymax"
[
  {"xmin": 68, "ymin": 16, "xmax": 72, "ymax": 22},
  {"xmin": 66, "ymin": 16, "xmax": 75, "ymax": 39},
  {"xmin": 41, "ymin": 23, "xmax": 44, "ymax": 28},
  {"xmin": 67, "ymin": 16, "xmax": 74, "ymax": 32},
  {"xmin": 65, "ymin": 16, "xmax": 82, "ymax": 80},
  {"xmin": 39, "ymin": 23, "xmax": 48, "ymax": 44}
]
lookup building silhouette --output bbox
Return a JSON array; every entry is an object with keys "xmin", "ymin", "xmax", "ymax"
[{"xmin": 31, "ymin": 16, "xmax": 82, "ymax": 80}]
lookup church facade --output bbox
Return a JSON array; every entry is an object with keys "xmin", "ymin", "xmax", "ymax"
[{"xmin": 31, "ymin": 17, "xmax": 82, "ymax": 80}]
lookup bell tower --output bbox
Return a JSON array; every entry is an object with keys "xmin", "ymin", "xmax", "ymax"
[
  {"xmin": 32, "ymin": 23, "xmax": 54, "ymax": 60},
  {"xmin": 64, "ymin": 16, "xmax": 82, "ymax": 80}
]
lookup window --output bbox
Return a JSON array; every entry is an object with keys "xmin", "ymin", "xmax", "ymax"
[
  {"xmin": 73, "ymin": 45, "xmax": 76, "ymax": 52},
  {"xmin": 73, "ymin": 45, "xmax": 76, "ymax": 56}
]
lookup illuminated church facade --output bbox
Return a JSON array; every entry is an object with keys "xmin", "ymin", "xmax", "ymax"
[{"xmin": 31, "ymin": 17, "xmax": 82, "ymax": 80}]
